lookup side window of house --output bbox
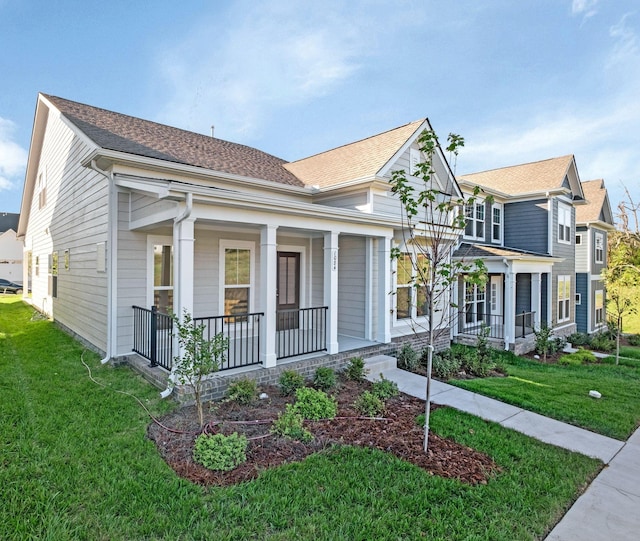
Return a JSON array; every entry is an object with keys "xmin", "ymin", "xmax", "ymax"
[
  {"xmin": 395, "ymin": 252, "xmax": 428, "ymax": 320},
  {"xmin": 557, "ymin": 275, "xmax": 571, "ymax": 323},
  {"xmin": 48, "ymin": 251, "xmax": 58, "ymax": 298},
  {"xmin": 222, "ymin": 243, "xmax": 253, "ymax": 317},
  {"xmin": 37, "ymin": 170, "xmax": 47, "ymax": 209},
  {"xmin": 465, "ymin": 282, "xmax": 485, "ymax": 325},
  {"xmin": 595, "ymin": 290, "xmax": 604, "ymax": 324},
  {"xmin": 153, "ymin": 244, "xmax": 173, "ymax": 313},
  {"xmin": 558, "ymin": 202, "xmax": 571, "ymax": 243},
  {"xmin": 35, "ymin": 255, "xmax": 39, "ymax": 277},
  {"xmin": 409, "ymin": 148, "xmax": 421, "ymax": 176},
  {"xmin": 491, "ymin": 204, "xmax": 502, "ymax": 243},
  {"xmin": 464, "ymin": 200, "xmax": 485, "ymax": 240},
  {"xmin": 595, "ymin": 233, "xmax": 604, "ymax": 264}
]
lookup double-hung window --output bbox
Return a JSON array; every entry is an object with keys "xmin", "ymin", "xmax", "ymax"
[
  {"xmin": 465, "ymin": 282, "xmax": 486, "ymax": 326},
  {"xmin": 396, "ymin": 252, "xmax": 428, "ymax": 320},
  {"xmin": 558, "ymin": 203, "xmax": 571, "ymax": 243},
  {"xmin": 491, "ymin": 203, "xmax": 502, "ymax": 243},
  {"xmin": 595, "ymin": 233, "xmax": 604, "ymax": 264},
  {"xmin": 557, "ymin": 275, "xmax": 571, "ymax": 323},
  {"xmin": 595, "ymin": 289, "xmax": 604, "ymax": 325},
  {"xmin": 464, "ymin": 200, "xmax": 485, "ymax": 240},
  {"xmin": 221, "ymin": 241, "xmax": 254, "ymax": 318}
]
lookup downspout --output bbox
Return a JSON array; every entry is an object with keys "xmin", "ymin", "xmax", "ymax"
[
  {"xmin": 90, "ymin": 160, "xmax": 117, "ymax": 364},
  {"xmin": 160, "ymin": 192, "xmax": 193, "ymax": 399}
]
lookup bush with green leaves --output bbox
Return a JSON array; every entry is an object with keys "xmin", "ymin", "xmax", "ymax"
[
  {"xmin": 476, "ymin": 326, "xmax": 493, "ymax": 369},
  {"xmin": 279, "ymin": 370, "xmax": 305, "ymax": 396},
  {"xmin": 354, "ymin": 390, "xmax": 385, "ymax": 417},
  {"xmin": 226, "ymin": 378, "xmax": 258, "ymax": 405},
  {"xmin": 271, "ymin": 407, "xmax": 313, "ymax": 443},
  {"xmin": 291, "ymin": 387, "xmax": 337, "ymax": 420},
  {"xmin": 344, "ymin": 357, "xmax": 367, "ymax": 380},
  {"xmin": 313, "ymin": 366, "xmax": 337, "ymax": 391},
  {"xmin": 589, "ymin": 332, "xmax": 614, "ymax": 352},
  {"xmin": 397, "ymin": 343, "xmax": 419, "ymax": 371},
  {"xmin": 192, "ymin": 432, "xmax": 248, "ymax": 471},
  {"xmin": 558, "ymin": 349, "xmax": 596, "ymax": 366},
  {"xmin": 628, "ymin": 334, "xmax": 640, "ymax": 346},
  {"xmin": 533, "ymin": 322, "xmax": 554, "ymax": 361},
  {"xmin": 567, "ymin": 332, "xmax": 590, "ymax": 347},
  {"xmin": 432, "ymin": 349, "xmax": 463, "ymax": 379},
  {"xmin": 371, "ymin": 376, "xmax": 399, "ymax": 400}
]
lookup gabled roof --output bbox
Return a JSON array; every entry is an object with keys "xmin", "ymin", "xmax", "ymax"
[
  {"xmin": 0, "ymin": 212, "xmax": 19, "ymax": 233},
  {"xmin": 453, "ymin": 242, "xmax": 554, "ymax": 260},
  {"xmin": 43, "ymin": 94, "xmax": 303, "ymax": 187},
  {"xmin": 284, "ymin": 120, "xmax": 426, "ymax": 188},
  {"xmin": 459, "ymin": 155, "xmax": 583, "ymax": 198},
  {"xmin": 576, "ymin": 179, "xmax": 615, "ymax": 226}
]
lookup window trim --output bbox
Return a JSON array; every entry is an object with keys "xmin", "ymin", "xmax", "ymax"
[
  {"xmin": 558, "ymin": 202, "xmax": 572, "ymax": 244},
  {"xmin": 491, "ymin": 203, "xmax": 502, "ymax": 243},
  {"xmin": 147, "ymin": 235, "xmax": 173, "ymax": 310},
  {"xmin": 394, "ymin": 250, "xmax": 429, "ymax": 323},
  {"xmin": 557, "ymin": 275, "xmax": 571, "ymax": 323},
  {"xmin": 464, "ymin": 199, "xmax": 485, "ymax": 241},
  {"xmin": 595, "ymin": 232, "xmax": 604, "ymax": 264},
  {"xmin": 594, "ymin": 289, "xmax": 604, "ymax": 325},
  {"xmin": 575, "ymin": 234, "xmax": 582, "ymax": 245},
  {"xmin": 219, "ymin": 240, "xmax": 255, "ymax": 317}
]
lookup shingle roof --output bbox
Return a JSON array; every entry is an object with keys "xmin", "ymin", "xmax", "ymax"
[
  {"xmin": 284, "ymin": 120, "xmax": 425, "ymax": 188},
  {"xmin": 43, "ymin": 94, "xmax": 304, "ymax": 187},
  {"xmin": 459, "ymin": 155, "xmax": 574, "ymax": 195},
  {"xmin": 453, "ymin": 242, "xmax": 552, "ymax": 260},
  {"xmin": 576, "ymin": 179, "xmax": 610, "ymax": 223},
  {"xmin": 0, "ymin": 212, "xmax": 19, "ymax": 233}
]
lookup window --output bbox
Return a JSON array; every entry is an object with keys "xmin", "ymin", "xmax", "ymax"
[
  {"xmin": 37, "ymin": 170, "xmax": 47, "ymax": 209},
  {"xmin": 575, "ymin": 293, "xmax": 581, "ymax": 305},
  {"xmin": 64, "ymin": 249, "xmax": 70, "ymax": 271},
  {"xmin": 396, "ymin": 252, "xmax": 428, "ymax": 320},
  {"xmin": 464, "ymin": 200, "xmax": 485, "ymax": 240},
  {"xmin": 409, "ymin": 148, "xmax": 421, "ymax": 176},
  {"xmin": 595, "ymin": 233, "xmax": 604, "ymax": 264},
  {"xmin": 557, "ymin": 275, "xmax": 571, "ymax": 323},
  {"xmin": 558, "ymin": 202, "xmax": 571, "ymax": 243},
  {"xmin": 491, "ymin": 204, "xmax": 502, "ymax": 243},
  {"xmin": 595, "ymin": 289, "xmax": 604, "ymax": 325},
  {"xmin": 465, "ymin": 282, "xmax": 486, "ymax": 326},
  {"xmin": 222, "ymin": 241, "xmax": 254, "ymax": 317},
  {"xmin": 575, "ymin": 234, "xmax": 582, "ymax": 245},
  {"xmin": 48, "ymin": 251, "xmax": 58, "ymax": 298},
  {"xmin": 153, "ymin": 244, "xmax": 173, "ymax": 313},
  {"xmin": 35, "ymin": 255, "xmax": 39, "ymax": 277}
]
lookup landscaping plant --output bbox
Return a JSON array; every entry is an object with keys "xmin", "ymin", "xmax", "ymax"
[
  {"xmin": 291, "ymin": 387, "xmax": 338, "ymax": 420},
  {"xmin": 344, "ymin": 356, "xmax": 367, "ymax": 380},
  {"xmin": 192, "ymin": 432, "xmax": 248, "ymax": 471},
  {"xmin": 226, "ymin": 378, "xmax": 258, "ymax": 405},
  {"xmin": 354, "ymin": 390, "xmax": 385, "ymax": 417},
  {"xmin": 313, "ymin": 366, "xmax": 337, "ymax": 391},
  {"xmin": 271, "ymin": 407, "xmax": 313, "ymax": 443},
  {"xmin": 278, "ymin": 369, "xmax": 305, "ymax": 396}
]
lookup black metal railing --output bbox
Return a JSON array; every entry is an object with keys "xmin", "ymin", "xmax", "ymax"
[
  {"xmin": 457, "ymin": 311, "xmax": 505, "ymax": 339},
  {"xmin": 195, "ymin": 313, "xmax": 263, "ymax": 370},
  {"xmin": 132, "ymin": 305, "xmax": 174, "ymax": 370},
  {"xmin": 276, "ymin": 306, "xmax": 328, "ymax": 359},
  {"xmin": 515, "ymin": 311, "xmax": 536, "ymax": 338}
]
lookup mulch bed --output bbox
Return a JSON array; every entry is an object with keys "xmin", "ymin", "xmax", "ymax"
[{"xmin": 147, "ymin": 377, "xmax": 500, "ymax": 487}]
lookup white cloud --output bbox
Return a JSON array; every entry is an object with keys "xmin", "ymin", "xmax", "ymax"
[
  {"xmin": 571, "ymin": 0, "xmax": 598, "ymax": 19},
  {"xmin": 607, "ymin": 13, "xmax": 639, "ymax": 68},
  {"xmin": 0, "ymin": 117, "xmax": 28, "ymax": 193}
]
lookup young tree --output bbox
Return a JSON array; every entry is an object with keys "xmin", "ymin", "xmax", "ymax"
[
  {"xmin": 389, "ymin": 129, "xmax": 488, "ymax": 452},
  {"xmin": 172, "ymin": 310, "xmax": 229, "ymax": 428},
  {"xmin": 604, "ymin": 188, "xmax": 640, "ymax": 363}
]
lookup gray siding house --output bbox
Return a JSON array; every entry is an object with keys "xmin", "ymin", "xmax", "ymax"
[
  {"xmin": 454, "ymin": 155, "xmax": 587, "ymax": 353},
  {"xmin": 575, "ymin": 179, "xmax": 615, "ymax": 334}
]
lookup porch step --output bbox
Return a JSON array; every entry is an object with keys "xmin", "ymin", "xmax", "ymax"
[{"xmin": 364, "ymin": 354, "xmax": 398, "ymax": 375}]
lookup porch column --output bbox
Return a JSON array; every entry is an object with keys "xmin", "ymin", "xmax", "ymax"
[
  {"xmin": 324, "ymin": 231, "xmax": 339, "ymax": 354},
  {"xmin": 531, "ymin": 273, "xmax": 541, "ymax": 328},
  {"xmin": 173, "ymin": 217, "xmax": 195, "ymax": 320},
  {"xmin": 377, "ymin": 236, "xmax": 392, "ymax": 343},
  {"xmin": 260, "ymin": 225, "xmax": 278, "ymax": 367},
  {"xmin": 504, "ymin": 267, "xmax": 516, "ymax": 350}
]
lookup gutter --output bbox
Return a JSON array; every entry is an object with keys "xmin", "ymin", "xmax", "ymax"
[{"xmin": 160, "ymin": 191, "xmax": 193, "ymax": 399}]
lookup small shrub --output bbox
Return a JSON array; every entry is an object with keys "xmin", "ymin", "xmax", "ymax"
[
  {"xmin": 371, "ymin": 375, "xmax": 399, "ymax": 400},
  {"xmin": 551, "ymin": 336, "xmax": 567, "ymax": 354},
  {"xmin": 558, "ymin": 349, "xmax": 596, "ymax": 366},
  {"xmin": 313, "ymin": 367, "xmax": 337, "ymax": 391},
  {"xmin": 226, "ymin": 378, "xmax": 258, "ymax": 405},
  {"xmin": 590, "ymin": 332, "xmax": 614, "ymax": 352},
  {"xmin": 291, "ymin": 387, "xmax": 337, "ymax": 420},
  {"xmin": 432, "ymin": 349, "xmax": 462, "ymax": 379},
  {"xmin": 397, "ymin": 343, "xmax": 419, "ymax": 371},
  {"xmin": 345, "ymin": 357, "xmax": 367, "ymax": 380},
  {"xmin": 628, "ymin": 334, "xmax": 640, "ymax": 346},
  {"xmin": 192, "ymin": 432, "xmax": 248, "ymax": 471},
  {"xmin": 533, "ymin": 322, "xmax": 554, "ymax": 361},
  {"xmin": 567, "ymin": 332, "xmax": 590, "ymax": 347},
  {"xmin": 279, "ymin": 370, "xmax": 305, "ymax": 396},
  {"xmin": 354, "ymin": 391, "xmax": 385, "ymax": 417},
  {"xmin": 271, "ymin": 407, "xmax": 313, "ymax": 443}
]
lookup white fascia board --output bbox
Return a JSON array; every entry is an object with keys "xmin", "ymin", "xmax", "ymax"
[
  {"xmin": 81, "ymin": 149, "xmax": 315, "ymax": 197},
  {"xmin": 114, "ymin": 175, "xmax": 171, "ymax": 198},
  {"xmin": 576, "ymin": 220, "xmax": 616, "ymax": 232},
  {"xmin": 458, "ymin": 180, "xmax": 569, "ymax": 202},
  {"xmin": 377, "ymin": 120, "xmax": 430, "ymax": 179}
]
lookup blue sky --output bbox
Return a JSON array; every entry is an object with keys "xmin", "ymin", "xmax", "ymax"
[{"xmin": 1, "ymin": 0, "xmax": 638, "ymax": 216}]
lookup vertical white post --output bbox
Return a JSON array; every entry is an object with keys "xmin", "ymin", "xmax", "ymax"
[
  {"xmin": 504, "ymin": 267, "xmax": 516, "ymax": 350},
  {"xmin": 174, "ymin": 218, "xmax": 195, "ymax": 319},
  {"xmin": 260, "ymin": 225, "xmax": 278, "ymax": 367},
  {"xmin": 531, "ymin": 272, "xmax": 541, "ymax": 328},
  {"xmin": 377, "ymin": 236, "xmax": 392, "ymax": 343},
  {"xmin": 324, "ymin": 231, "xmax": 339, "ymax": 354},
  {"xmin": 364, "ymin": 238, "xmax": 373, "ymax": 341}
]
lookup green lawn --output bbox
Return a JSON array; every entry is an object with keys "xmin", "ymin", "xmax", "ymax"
[
  {"xmin": 451, "ymin": 351, "xmax": 640, "ymax": 440},
  {"xmin": 0, "ymin": 297, "xmax": 601, "ymax": 540}
]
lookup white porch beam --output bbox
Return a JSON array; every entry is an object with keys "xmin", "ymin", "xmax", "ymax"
[
  {"xmin": 377, "ymin": 236, "xmax": 392, "ymax": 343},
  {"xmin": 504, "ymin": 267, "xmax": 516, "ymax": 350},
  {"xmin": 324, "ymin": 231, "xmax": 340, "ymax": 354},
  {"xmin": 260, "ymin": 225, "xmax": 278, "ymax": 367},
  {"xmin": 531, "ymin": 273, "xmax": 542, "ymax": 328}
]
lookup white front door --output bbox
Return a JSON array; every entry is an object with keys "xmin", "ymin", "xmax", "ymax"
[{"xmin": 490, "ymin": 276, "xmax": 503, "ymax": 318}]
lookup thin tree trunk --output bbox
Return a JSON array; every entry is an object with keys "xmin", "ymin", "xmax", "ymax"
[{"xmin": 424, "ymin": 281, "xmax": 435, "ymax": 453}]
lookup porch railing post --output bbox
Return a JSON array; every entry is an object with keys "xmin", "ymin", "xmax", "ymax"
[
  {"xmin": 521, "ymin": 310, "xmax": 526, "ymax": 339},
  {"xmin": 150, "ymin": 305, "xmax": 158, "ymax": 367}
]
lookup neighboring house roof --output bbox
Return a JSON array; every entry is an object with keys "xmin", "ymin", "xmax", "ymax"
[
  {"xmin": 459, "ymin": 155, "xmax": 583, "ymax": 198},
  {"xmin": 453, "ymin": 242, "xmax": 555, "ymax": 260},
  {"xmin": 43, "ymin": 94, "xmax": 304, "ymax": 187},
  {"xmin": 0, "ymin": 213, "xmax": 19, "ymax": 233},
  {"xmin": 576, "ymin": 179, "xmax": 615, "ymax": 226},
  {"xmin": 284, "ymin": 120, "xmax": 426, "ymax": 188}
]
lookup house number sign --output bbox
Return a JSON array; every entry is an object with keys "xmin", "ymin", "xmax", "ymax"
[{"xmin": 332, "ymin": 251, "xmax": 338, "ymax": 271}]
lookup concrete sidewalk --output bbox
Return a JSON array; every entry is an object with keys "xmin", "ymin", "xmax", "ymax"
[{"xmin": 365, "ymin": 355, "xmax": 639, "ymax": 540}]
